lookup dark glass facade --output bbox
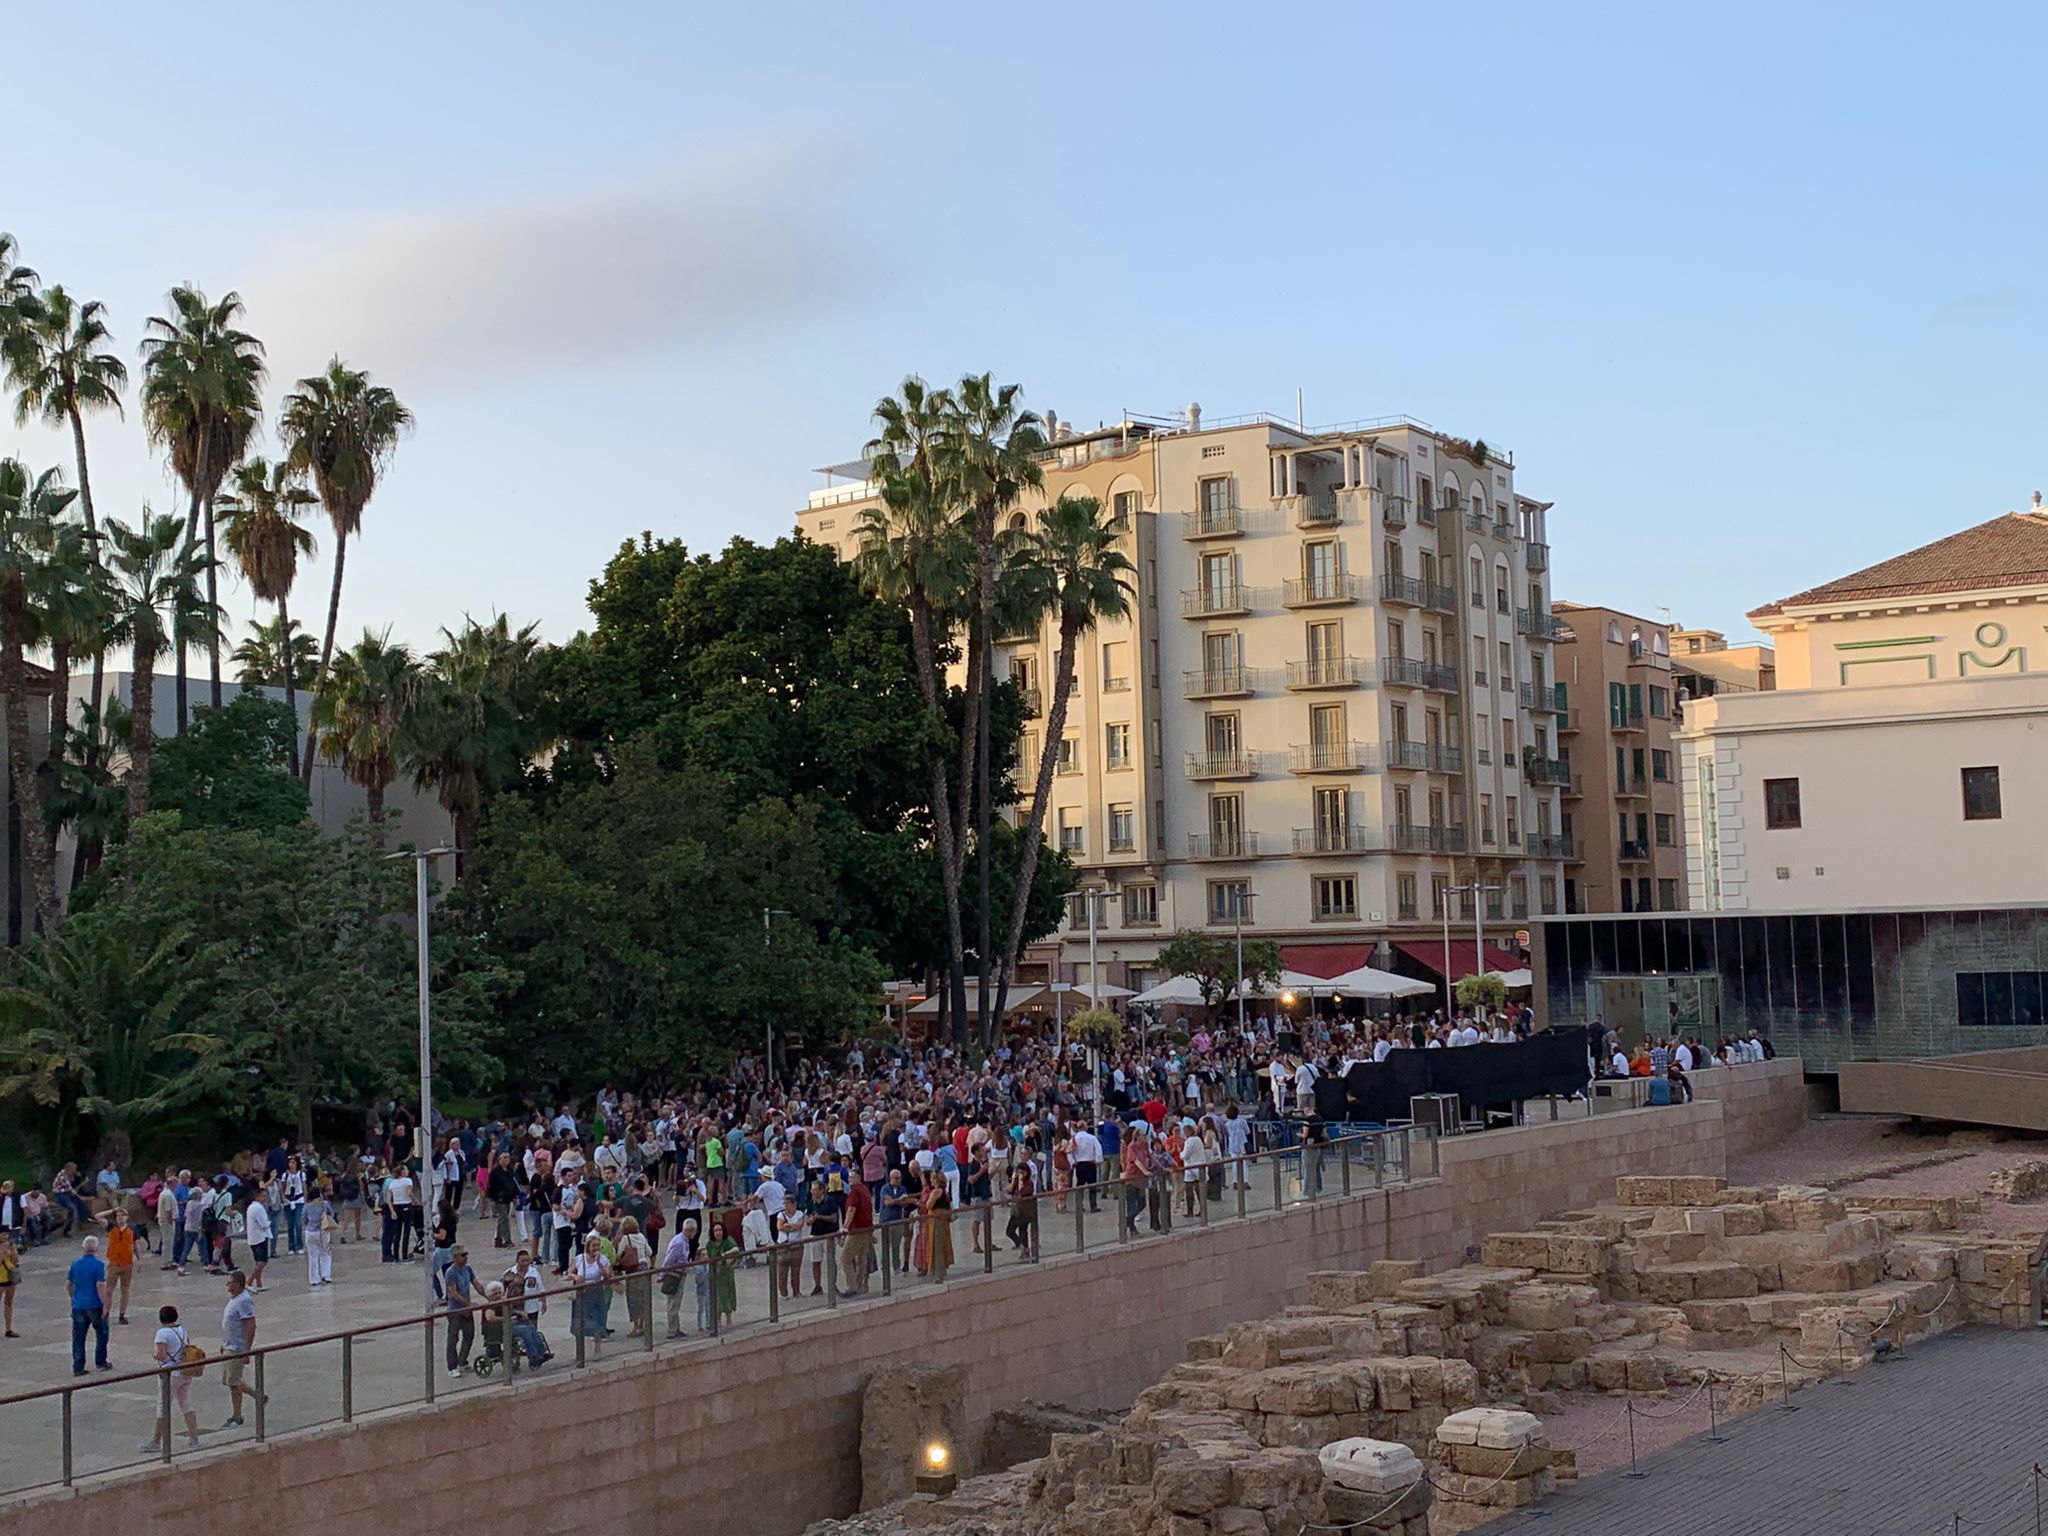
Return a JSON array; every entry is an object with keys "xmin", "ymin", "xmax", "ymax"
[{"xmin": 1536, "ymin": 906, "xmax": 2048, "ymax": 1071}]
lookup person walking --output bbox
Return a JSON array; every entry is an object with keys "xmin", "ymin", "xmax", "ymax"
[
  {"xmin": 243, "ymin": 1192, "xmax": 273, "ymax": 1292},
  {"xmin": 305, "ymin": 1185, "xmax": 337, "ymax": 1286},
  {"xmin": 486, "ymin": 1154, "xmax": 519, "ymax": 1250},
  {"xmin": 840, "ymin": 1176, "xmax": 875, "ymax": 1295},
  {"xmin": 281, "ymin": 1157, "xmax": 308, "ymax": 1255},
  {"xmin": 102, "ymin": 1207, "xmax": 139, "ymax": 1324},
  {"xmin": 0, "ymin": 1227, "xmax": 19, "ymax": 1337},
  {"xmin": 66, "ymin": 1235, "xmax": 111, "ymax": 1376},
  {"xmin": 219, "ymin": 1270, "xmax": 261, "ymax": 1428},
  {"xmin": 141, "ymin": 1304, "xmax": 202, "ymax": 1454}
]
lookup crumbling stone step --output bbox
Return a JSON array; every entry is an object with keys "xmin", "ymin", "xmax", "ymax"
[{"xmin": 1637, "ymin": 1261, "xmax": 1761, "ymax": 1305}]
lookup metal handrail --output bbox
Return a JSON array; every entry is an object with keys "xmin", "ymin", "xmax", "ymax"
[{"xmin": 0, "ymin": 1126, "xmax": 1428, "ymax": 1496}]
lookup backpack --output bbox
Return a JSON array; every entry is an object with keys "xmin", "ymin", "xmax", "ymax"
[
  {"xmin": 172, "ymin": 1327, "xmax": 205, "ymax": 1379},
  {"xmin": 617, "ymin": 1239, "xmax": 642, "ymax": 1273}
]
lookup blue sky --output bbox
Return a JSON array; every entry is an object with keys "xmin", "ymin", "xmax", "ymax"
[{"xmin": 3, "ymin": 2, "xmax": 2043, "ymax": 652}]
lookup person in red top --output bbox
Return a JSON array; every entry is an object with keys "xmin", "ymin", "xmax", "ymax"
[
  {"xmin": 950, "ymin": 1121, "xmax": 972, "ymax": 1167},
  {"xmin": 1141, "ymin": 1095, "xmax": 1168, "ymax": 1129},
  {"xmin": 840, "ymin": 1178, "xmax": 875, "ymax": 1295}
]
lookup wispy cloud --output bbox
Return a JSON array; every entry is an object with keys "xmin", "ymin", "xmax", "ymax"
[{"xmin": 246, "ymin": 134, "xmax": 868, "ymax": 391}]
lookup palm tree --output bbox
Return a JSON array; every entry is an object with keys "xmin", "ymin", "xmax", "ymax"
[
  {"xmin": 138, "ymin": 286, "xmax": 264, "ymax": 727},
  {"xmin": 401, "ymin": 615, "xmax": 549, "ymax": 863},
  {"xmin": 99, "ymin": 514, "xmax": 211, "ymax": 822},
  {"xmin": 0, "ymin": 233, "xmax": 35, "ymax": 334},
  {"xmin": 941, "ymin": 375, "xmax": 1045, "ymax": 1040},
  {"xmin": 34, "ymin": 520, "xmax": 107, "ymax": 811},
  {"xmin": 989, "ymin": 496, "xmax": 1135, "ymax": 1024},
  {"xmin": 231, "ymin": 616, "xmax": 318, "ymax": 691},
  {"xmin": 47, "ymin": 695, "xmax": 128, "ymax": 889},
  {"xmin": 0, "ymin": 461, "xmax": 76, "ymax": 932},
  {"xmin": 280, "ymin": 360, "xmax": 413, "ymax": 785},
  {"xmin": 5, "ymin": 287, "xmax": 128, "ymax": 762},
  {"xmin": 861, "ymin": 376, "xmax": 977, "ymax": 1038},
  {"xmin": 311, "ymin": 630, "xmax": 416, "ymax": 850},
  {"xmin": 217, "ymin": 458, "xmax": 318, "ymax": 774}
]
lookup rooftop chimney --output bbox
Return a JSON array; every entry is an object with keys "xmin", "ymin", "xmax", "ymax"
[
  {"xmin": 1187, "ymin": 401, "xmax": 1202, "ymax": 431},
  {"xmin": 1044, "ymin": 409, "xmax": 1058, "ymax": 441},
  {"xmin": 2034, "ymin": 490, "xmax": 2043, "ymax": 508}
]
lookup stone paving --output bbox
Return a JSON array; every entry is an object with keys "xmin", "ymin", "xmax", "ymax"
[{"xmin": 1484, "ymin": 1325, "xmax": 2048, "ymax": 1535}]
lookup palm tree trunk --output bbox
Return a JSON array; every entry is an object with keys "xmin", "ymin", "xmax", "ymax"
[
  {"xmin": 305, "ymin": 526, "xmax": 348, "ymax": 785},
  {"xmin": 68, "ymin": 409, "xmax": 106, "ymax": 774},
  {"xmin": 203, "ymin": 491, "xmax": 223, "ymax": 711},
  {"xmin": 175, "ymin": 431, "xmax": 208, "ymax": 737},
  {"xmin": 45, "ymin": 639, "xmax": 69, "ymax": 899},
  {"xmin": 991, "ymin": 617, "xmax": 1079, "ymax": 1029},
  {"xmin": 973, "ymin": 506, "xmax": 998, "ymax": 1048},
  {"xmin": 2, "ymin": 592, "xmax": 59, "ymax": 935},
  {"xmin": 907, "ymin": 600, "xmax": 969, "ymax": 1039},
  {"xmin": 128, "ymin": 648, "xmax": 155, "ymax": 823},
  {"xmin": 366, "ymin": 779, "xmax": 386, "ymax": 852},
  {"xmin": 278, "ymin": 599, "xmax": 300, "ymax": 778}
]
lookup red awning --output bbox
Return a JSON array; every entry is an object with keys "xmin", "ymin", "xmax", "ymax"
[
  {"xmin": 1393, "ymin": 939, "xmax": 1525, "ymax": 983},
  {"xmin": 1279, "ymin": 944, "xmax": 1380, "ymax": 979}
]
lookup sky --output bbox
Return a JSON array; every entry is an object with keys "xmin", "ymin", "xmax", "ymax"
[{"xmin": 3, "ymin": 2, "xmax": 2045, "ymax": 654}]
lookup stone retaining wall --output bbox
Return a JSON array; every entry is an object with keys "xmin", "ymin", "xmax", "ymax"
[{"xmin": 1690, "ymin": 1057, "xmax": 1808, "ymax": 1156}]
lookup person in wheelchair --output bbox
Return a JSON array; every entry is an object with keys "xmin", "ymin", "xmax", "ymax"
[{"xmin": 471, "ymin": 1282, "xmax": 511, "ymax": 1375}]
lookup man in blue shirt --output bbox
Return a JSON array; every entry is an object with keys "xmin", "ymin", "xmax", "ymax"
[
  {"xmin": 1096, "ymin": 1116, "xmax": 1123, "ymax": 1185},
  {"xmin": 67, "ymin": 1235, "xmax": 111, "ymax": 1375}
]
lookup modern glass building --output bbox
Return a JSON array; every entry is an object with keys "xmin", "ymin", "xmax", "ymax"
[{"xmin": 1535, "ymin": 906, "xmax": 2048, "ymax": 1072}]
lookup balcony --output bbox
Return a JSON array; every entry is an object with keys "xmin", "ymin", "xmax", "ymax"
[
  {"xmin": 1520, "ymin": 681, "xmax": 1568, "ymax": 714},
  {"xmin": 1386, "ymin": 741, "xmax": 1463, "ymax": 773},
  {"xmin": 1526, "ymin": 540, "xmax": 1550, "ymax": 573},
  {"xmin": 1475, "ymin": 746, "xmax": 1492, "ymax": 766},
  {"xmin": 1283, "ymin": 573, "xmax": 1367, "ymax": 609},
  {"xmin": 1055, "ymin": 755, "xmax": 1081, "ymax": 777},
  {"xmin": 1618, "ymin": 839, "xmax": 1650, "ymax": 862},
  {"xmin": 1627, "ymin": 640, "xmax": 1673, "ymax": 672},
  {"xmin": 1516, "ymin": 608, "xmax": 1568, "ymax": 642},
  {"xmin": 1525, "ymin": 755, "xmax": 1572, "ymax": 787},
  {"xmin": 1288, "ymin": 740, "xmax": 1375, "ymax": 774},
  {"xmin": 1379, "ymin": 572, "xmax": 1424, "ymax": 608},
  {"xmin": 1293, "ymin": 823, "xmax": 1376, "ymax": 855},
  {"xmin": 1560, "ymin": 706, "xmax": 1581, "ymax": 733},
  {"xmin": 1423, "ymin": 581, "xmax": 1458, "ymax": 614},
  {"xmin": 1473, "ymin": 667, "xmax": 1489, "ymax": 689},
  {"xmin": 1380, "ymin": 492, "xmax": 1409, "ymax": 530},
  {"xmin": 1614, "ymin": 775, "xmax": 1650, "ymax": 799},
  {"xmin": 1107, "ymin": 836, "xmax": 1135, "ymax": 854},
  {"xmin": 1525, "ymin": 831, "xmax": 1573, "ymax": 859},
  {"xmin": 1102, "ymin": 675, "xmax": 1130, "ymax": 694},
  {"xmin": 1018, "ymin": 686, "xmax": 1042, "ymax": 717},
  {"xmin": 1185, "ymin": 750, "xmax": 1255, "ymax": 781},
  {"xmin": 1491, "ymin": 520, "xmax": 1513, "ymax": 540},
  {"xmin": 1285, "ymin": 656, "xmax": 1370, "ymax": 691},
  {"xmin": 1286, "ymin": 488, "xmax": 1340, "ymax": 529},
  {"xmin": 1182, "ymin": 583, "xmax": 1253, "ymax": 618},
  {"xmin": 1188, "ymin": 831, "xmax": 1261, "ymax": 861},
  {"xmin": 1184, "ymin": 666, "xmax": 1252, "ymax": 699},
  {"xmin": 1610, "ymin": 708, "xmax": 1647, "ymax": 733},
  {"xmin": 1380, "ymin": 657, "xmax": 1459, "ymax": 693},
  {"xmin": 1416, "ymin": 499, "xmax": 1438, "ymax": 528},
  {"xmin": 1183, "ymin": 506, "xmax": 1244, "ymax": 540},
  {"xmin": 1390, "ymin": 823, "xmax": 1467, "ymax": 854},
  {"xmin": 1105, "ymin": 754, "xmax": 1132, "ymax": 773},
  {"xmin": 1464, "ymin": 510, "xmax": 1489, "ymax": 534}
]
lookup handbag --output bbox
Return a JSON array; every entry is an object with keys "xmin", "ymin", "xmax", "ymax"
[
  {"xmin": 319, "ymin": 1210, "xmax": 340, "ymax": 1233},
  {"xmin": 174, "ymin": 1329, "xmax": 205, "ymax": 1379},
  {"xmin": 659, "ymin": 1272, "xmax": 682, "ymax": 1296}
]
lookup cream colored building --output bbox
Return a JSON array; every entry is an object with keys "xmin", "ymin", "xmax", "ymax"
[
  {"xmin": 799, "ymin": 407, "xmax": 1567, "ymax": 990},
  {"xmin": 1679, "ymin": 506, "xmax": 2048, "ymax": 911}
]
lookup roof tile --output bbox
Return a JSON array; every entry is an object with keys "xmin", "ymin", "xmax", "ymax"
[{"xmin": 1749, "ymin": 512, "xmax": 2048, "ymax": 618}]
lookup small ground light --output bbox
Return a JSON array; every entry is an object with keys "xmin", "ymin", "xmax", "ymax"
[{"xmin": 916, "ymin": 1441, "xmax": 956, "ymax": 1497}]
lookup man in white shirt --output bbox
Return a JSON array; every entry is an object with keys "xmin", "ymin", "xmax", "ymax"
[
  {"xmin": 1372, "ymin": 1036, "xmax": 1392, "ymax": 1063},
  {"xmin": 1675, "ymin": 1041, "xmax": 1695, "ymax": 1071},
  {"xmin": 754, "ymin": 1175, "xmax": 786, "ymax": 1224},
  {"xmin": 1268, "ymin": 1057, "xmax": 1290, "ymax": 1116},
  {"xmin": 740, "ymin": 1196, "xmax": 775, "ymax": 1256},
  {"xmin": 1292, "ymin": 1058, "xmax": 1318, "ymax": 1113}
]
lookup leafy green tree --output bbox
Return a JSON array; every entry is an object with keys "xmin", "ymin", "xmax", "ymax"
[
  {"xmin": 47, "ymin": 695, "xmax": 128, "ymax": 888},
  {"xmin": 1455, "ymin": 973, "xmax": 1508, "ymax": 1013},
  {"xmin": 138, "ymin": 286, "xmax": 264, "ymax": 723},
  {"xmin": 280, "ymin": 360, "xmax": 412, "ymax": 784},
  {"xmin": 100, "ymin": 513, "xmax": 213, "ymax": 821},
  {"xmin": 1157, "ymin": 928, "xmax": 1284, "ymax": 1015},
  {"xmin": 152, "ymin": 692, "xmax": 309, "ymax": 832},
  {"xmin": 311, "ymin": 629, "xmax": 416, "ymax": 850},
  {"xmin": 402, "ymin": 614, "xmax": 551, "ymax": 860},
  {"xmin": 0, "ymin": 460, "xmax": 76, "ymax": 933},
  {"xmin": 217, "ymin": 457, "xmax": 317, "ymax": 772}
]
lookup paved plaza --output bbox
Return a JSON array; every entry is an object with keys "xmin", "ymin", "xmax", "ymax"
[
  {"xmin": 0, "ymin": 1135, "xmax": 1409, "ymax": 1499},
  {"xmin": 1490, "ymin": 1326, "xmax": 2048, "ymax": 1535}
]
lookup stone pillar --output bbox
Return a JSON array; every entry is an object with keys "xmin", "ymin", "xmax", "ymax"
[
  {"xmin": 1428, "ymin": 1408, "xmax": 1554, "ymax": 1534},
  {"xmin": 860, "ymin": 1361, "xmax": 967, "ymax": 1510},
  {"xmin": 1319, "ymin": 1438, "xmax": 1431, "ymax": 1536}
]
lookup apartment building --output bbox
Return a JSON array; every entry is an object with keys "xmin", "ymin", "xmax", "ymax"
[
  {"xmin": 1549, "ymin": 604, "xmax": 1686, "ymax": 915},
  {"xmin": 797, "ymin": 406, "xmax": 1567, "ymax": 991},
  {"xmin": 1668, "ymin": 625, "xmax": 1776, "ymax": 698},
  {"xmin": 1680, "ymin": 505, "xmax": 2048, "ymax": 912}
]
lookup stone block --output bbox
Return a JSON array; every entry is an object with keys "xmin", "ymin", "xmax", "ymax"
[
  {"xmin": 1319, "ymin": 1437, "xmax": 1422, "ymax": 1493},
  {"xmin": 1546, "ymin": 1234, "xmax": 1608, "ymax": 1275},
  {"xmin": 1480, "ymin": 1232, "xmax": 1557, "ymax": 1269},
  {"xmin": 1369, "ymin": 1260, "xmax": 1427, "ymax": 1295},
  {"xmin": 1781, "ymin": 1258, "xmax": 1855, "ymax": 1294},
  {"xmin": 1434, "ymin": 1407, "xmax": 1544, "ymax": 1450},
  {"xmin": 1307, "ymin": 1272, "xmax": 1376, "ymax": 1310},
  {"xmin": 1441, "ymin": 1442, "xmax": 1551, "ymax": 1479},
  {"xmin": 1683, "ymin": 1208, "xmax": 1727, "ymax": 1237},
  {"xmin": 1153, "ymin": 1448, "xmax": 1238, "ymax": 1515},
  {"xmin": 1721, "ymin": 1203, "xmax": 1766, "ymax": 1236},
  {"xmin": 1506, "ymin": 1285, "xmax": 1579, "ymax": 1333},
  {"xmin": 859, "ymin": 1360, "xmax": 966, "ymax": 1511}
]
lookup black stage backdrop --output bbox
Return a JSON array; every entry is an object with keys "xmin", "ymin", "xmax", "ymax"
[{"xmin": 1312, "ymin": 1027, "xmax": 1595, "ymax": 1124}]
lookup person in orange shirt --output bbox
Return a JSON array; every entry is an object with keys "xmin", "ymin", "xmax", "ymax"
[
  {"xmin": 100, "ymin": 1207, "xmax": 138, "ymax": 1325},
  {"xmin": 1628, "ymin": 1046, "xmax": 1654, "ymax": 1079}
]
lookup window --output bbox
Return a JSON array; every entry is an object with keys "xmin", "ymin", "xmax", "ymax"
[
  {"xmin": 1539, "ymin": 877, "xmax": 1558, "ymax": 915},
  {"xmin": 1608, "ymin": 681, "xmax": 1627, "ymax": 727},
  {"xmin": 1111, "ymin": 489, "xmax": 1141, "ymax": 528},
  {"xmin": 1065, "ymin": 893, "xmax": 1087, "ymax": 930},
  {"xmin": 1472, "ymin": 636, "xmax": 1489, "ymax": 686},
  {"xmin": 1057, "ymin": 736, "xmax": 1080, "ymax": 774},
  {"xmin": 1108, "ymin": 803, "xmax": 1135, "ymax": 852},
  {"xmin": 1657, "ymin": 878, "xmax": 1679, "ymax": 911},
  {"xmin": 1506, "ymin": 799, "xmax": 1520, "ymax": 846},
  {"xmin": 1606, "ymin": 620, "xmax": 1623, "ymax": 644},
  {"xmin": 1309, "ymin": 702, "xmax": 1343, "ymax": 749},
  {"xmin": 1390, "ymin": 703, "xmax": 1409, "ymax": 743},
  {"xmin": 1631, "ymin": 746, "xmax": 1646, "ymax": 784},
  {"xmin": 1469, "ymin": 556, "xmax": 1483, "ymax": 607},
  {"xmin": 1649, "ymin": 686, "xmax": 1669, "ymax": 719},
  {"xmin": 1396, "ymin": 872, "xmax": 1417, "ymax": 920},
  {"xmin": 1200, "ymin": 476, "xmax": 1231, "ymax": 515},
  {"xmin": 1636, "ymin": 877, "xmax": 1652, "ymax": 911},
  {"xmin": 1494, "ymin": 571, "xmax": 1509, "ymax": 614},
  {"xmin": 1498, "ymin": 640, "xmax": 1512, "ymax": 685},
  {"xmin": 1385, "ymin": 619, "xmax": 1406, "ymax": 659},
  {"xmin": 1431, "ymin": 874, "xmax": 1450, "ymax": 918},
  {"xmin": 1962, "ymin": 766, "xmax": 2002, "ymax": 821},
  {"xmin": 1312, "ymin": 876, "xmax": 1358, "ymax": 921},
  {"xmin": 1123, "ymin": 883, "xmax": 1158, "ymax": 926},
  {"xmin": 1651, "ymin": 749, "xmax": 1671, "ymax": 782},
  {"xmin": 1764, "ymin": 777, "xmax": 1802, "ymax": 829},
  {"xmin": 1502, "ymin": 716, "xmax": 1516, "ymax": 756},
  {"xmin": 1957, "ymin": 971, "xmax": 2048, "ymax": 1028},
  {"xmin": 1200, "ymin": 551, "xmax": 1235, "ymax": 602},
  {"xmin": 1480, "ymin": 793, "xmax": 1495, "ymax": 844},
  {"xmin": 1654, "ymin": 812, "xmax": 1674, "ymax": 846},
  {"xmin": 1105, "ymin": 723, "xmax": 1132, "ymax": 770},
  {"xmin": 1208, "ymin": 793, "xmax": 1244, "ymax": 850},
  {"xmin": 1205, "ymin": 712, "xmax": 1241, "ymax": 761},
  {"xmin": 1208, "ymin": 881, "xmax": 1251, "ymax": 923},
  {"xmin": 1306, "ymin": 620, "xmax": 1341, "ymax": 666},
  {"xmin": 1313, "ymin": 786, "xmax": 1350, "ymax": 844},
  {"xmin": 1102, "ymin": 641, "xmax": 1129, "ymax": 691},
  {"xmin": 1057, "ymin": 807, "xmax": 1084, "ymax": 854},
  {"xmin": 1619, "ymin": 881, "xmax": 1633, "ymax": 913}
]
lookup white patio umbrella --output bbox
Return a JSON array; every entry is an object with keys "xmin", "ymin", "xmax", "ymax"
[
  {"xmin": 1131, "ymin": 974, "xmax": 1208, "ymax": 1006},
  {"xmin": 1318, "ymin": 963, "xmax": 1438, "ymax": 1000}
]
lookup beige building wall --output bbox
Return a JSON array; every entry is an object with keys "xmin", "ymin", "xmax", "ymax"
[
  {"xmin": 1752, "ymin": 594, "xmax": 2048, "ymax": 692},
  {"xmin": 1676, "ymin": 671, "xmax": 2048, "ymax": 911},
  {"xmin": 796, "ymin": 410, "xmax": 1568, "ymax": 983},
  {"xmin": 1551, "ymin": 605, "xmax": 1687, "ymax": 915}
]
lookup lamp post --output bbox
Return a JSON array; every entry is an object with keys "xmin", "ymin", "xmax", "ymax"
[
  {"xmin": 1231, "ymin": 885, "xmax": 1251, "ymax": 1033},
  {"xmin": 1444, "ymin": 876, "xmax": 1501, "ymax": 1017},
  {"xmin": 762, "ymin": 908, "xmax": 791, "ymax": 1085},
  {"xmin": 387, "ymin": 846, "xmax": 456, "ymax": 1319}
]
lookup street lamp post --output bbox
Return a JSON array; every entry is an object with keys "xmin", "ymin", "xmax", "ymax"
[
  {"xmin": 387, "ymin": 846, "xmax": 455, "ymax": 1319},
  {"xmin": 762, "ymin": 908, "xmax": 791, "ymax": 1085},
  {"xmin": 1233, "ymin": 886, "xmax": 1249, "ymax": 1034}
]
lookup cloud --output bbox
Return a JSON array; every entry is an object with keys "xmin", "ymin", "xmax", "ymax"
[{"xmin": 246, "ymin": 135, "xmax": 869, "ymax": 390}]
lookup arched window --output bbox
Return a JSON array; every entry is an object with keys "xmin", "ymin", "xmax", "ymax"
[
  {"xmin": 1606, "ymin": 621, "xmax": 1623, "ymax": 644},
  {"xmin": 1008, "ymin": 511, "xmax": 1028, "ymax": 532}
]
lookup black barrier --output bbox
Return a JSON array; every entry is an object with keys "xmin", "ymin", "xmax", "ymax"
[{"xmin": 1312, "ymin": 1027, "xmax": 1595, "ymax": 1124}]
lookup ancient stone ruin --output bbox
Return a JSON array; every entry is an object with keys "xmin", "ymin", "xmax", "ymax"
[{"xmin": 815, "ymin": 1174, "xmax": 2043, "ymax": 1536}]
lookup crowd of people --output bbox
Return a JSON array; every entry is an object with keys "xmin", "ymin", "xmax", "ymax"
[{"xmin": 0, "ymin": 1003, "xmax": 1774, "ymax": 1407}]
